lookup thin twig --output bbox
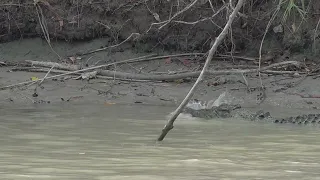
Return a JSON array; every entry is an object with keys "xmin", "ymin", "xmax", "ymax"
[
  {"xmin": 35, "ymin": 3, "xmax": 61, "ymax": 59},
  {"xmin": 0, "ymin": 3, "xmax": 33, "ymax": 6},
  {"xmin": 95, "ymin": 21, "xmax": 111, "ymax": 29},
  {"xmin": 241, "ymin": 72, "xmax": 249, "ymax": 88},
  {"xmin": 38, "ymin": 64, "xmax": 55, "ymax": 85},
  {"xmin": 208, "ymin": 0, "xmax": 215, "ymax": 13},
  {"xmin": 146, "ymin": 0, "xmax": 200, "ymax": 32},
  {"xmin": 159, "ymin": 0, "xmax": 199, "ymax": 30},
  {"xmin": 80, "ymin": 33, "xmax": 141, "ymax": 56},
  {"xmin": 313, "ymin": 16, "xmax": 320, "ymax": 53},
  {"xmin": 215, "ymin": 54, "xmax": 256, "ymax": 61},
  {"xmin": 258, "ymin": 0, "xmax": 281, "ymax": 87},
  {"xmin": 171, "ymin": 5, "xmax": 226, "ymax": 26}
]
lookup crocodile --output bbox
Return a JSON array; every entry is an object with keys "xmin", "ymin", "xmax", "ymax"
[{"xmin": 182, "ymin": 102, "xmax": 320, "ymax": 125}]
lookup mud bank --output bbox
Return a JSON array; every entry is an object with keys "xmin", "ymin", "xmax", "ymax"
[{"xmin": 0, "ymin": 38, "xmax": 320, "ymax": 118}]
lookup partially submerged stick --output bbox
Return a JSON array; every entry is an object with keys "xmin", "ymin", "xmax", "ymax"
[{"xmin": 157, "ymin": 0, "xmax": 246, "ymax": 141}]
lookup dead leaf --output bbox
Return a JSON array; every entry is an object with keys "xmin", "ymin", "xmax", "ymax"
[{"xmin": 30, "ymin": 76, "xmax": 39, "ymax": 81}]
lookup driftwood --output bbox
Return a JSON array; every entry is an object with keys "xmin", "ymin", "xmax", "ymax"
[
  {"xmin": 157, "ymin": 0, "xmax": 246, "ymax": 141},
  {"xmin": 11, "ymin": 67, "xmax": 154, "ymax": 82},
  {"xmin": 14, "ymin": 61, "xmax": 302, "ymax": 80},
  {"xmin": 0, "ymin": 57, "xmax": 302, "ymax": 91},
  {"xmin": 4, "ymin": 53, "xmax": 203, "ymax": 89},
  {"xmin": 25, "ymin": 60, "xmax": 80, "ymax": 71},
  {"xmin": 24, "ymin": 53, "xmax": 205, "ymax": 70},
  {"xmin": 11, "ymin": 67, "xmax": 74, "ymax": 74}
]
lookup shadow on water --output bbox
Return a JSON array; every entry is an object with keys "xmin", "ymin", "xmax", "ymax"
[{"xmin": 1, "ymin": 103, "xmax": 320, "ymax": 179}]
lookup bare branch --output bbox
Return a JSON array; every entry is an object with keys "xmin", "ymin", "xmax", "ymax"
[{"xmin": 157, "ymin": 0, "xmax": 246, "ymax": 141}]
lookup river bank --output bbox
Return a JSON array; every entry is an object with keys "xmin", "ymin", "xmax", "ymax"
[{"xmin": 0, "ymin": 38, "xmax": 319, "ymax": 118}]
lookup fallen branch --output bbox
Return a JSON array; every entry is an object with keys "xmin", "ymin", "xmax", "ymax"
[
  {"xmin": 1, "ymin": 54, "xmax": 203, "ymax": 91},
  {"xmin": 1, "ymin": 44, "xmax": 300, "ymax": 92},
  {"xmin": 16, "ymin": 60, "xmax": 303, "ymax": 80},
  {"xmin": 215, "ymin": 54, "xmax": 256, "ymax": 61},
  {"xmin": 25, "ymin": 60, "xmax": 80, "ymax": 71},
  {"xmin": 2, "ymin": 59, "xmax": 301, "ymax": 91},
  {"xmin": 11, "ymin": 67, "xmax": 73, "ymax": 74},
  {"xmin": 39, "ymin": 65, "xmax": 55, "ymax": 85},
  {"xmin": 262, "ymin": 70, "xmax": 301, "ymax": 75},
  {"xmin": 25, "ymin": 53, "xmax": 204, "ymax": 70},
  {"xmin": 11, "ymin": 67, "xmax": 154, "ymax": 82},
  {"xmin": 157, "ymin": 0, "xmax": 246, "ymax": 141},
  {"xmin": 287, "ymin": 93, "xmax": 320, "ymax": 98},
  {"xmin": 146, "ymin": 0, "xmax": 200, "ymax": 32},
  {"xmin": 169, "ymin": 5, "xmax": 227, "ymax": 27}
]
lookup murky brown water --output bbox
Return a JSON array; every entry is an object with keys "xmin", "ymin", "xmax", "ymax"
[{"xmin": 1, "ymin": 103, "xmax": 320, "ymax": 180}]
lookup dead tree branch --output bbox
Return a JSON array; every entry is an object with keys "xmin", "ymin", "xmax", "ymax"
[
  {"xmin": 25, "ymin": 60, "xmax": 80, "ymax": 71},
  {"xmin": 157, "ymin": 0, "xmax": 246, "ymax": 141},
  {"xmin": 1, "ymin": 54, "xmax": 300, "ymax": 91},
  {"xmin": 146, "ymin": 0, "xmax": 200, "ymax": 32},
  {"xmin": 10, "ymin": 60, "xmax": 302, "ymax": 82}
]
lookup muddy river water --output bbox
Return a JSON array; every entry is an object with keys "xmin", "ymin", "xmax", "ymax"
[{"xmin": 1, "ymin": 103, "xmax": 320, "ymax": 180}]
